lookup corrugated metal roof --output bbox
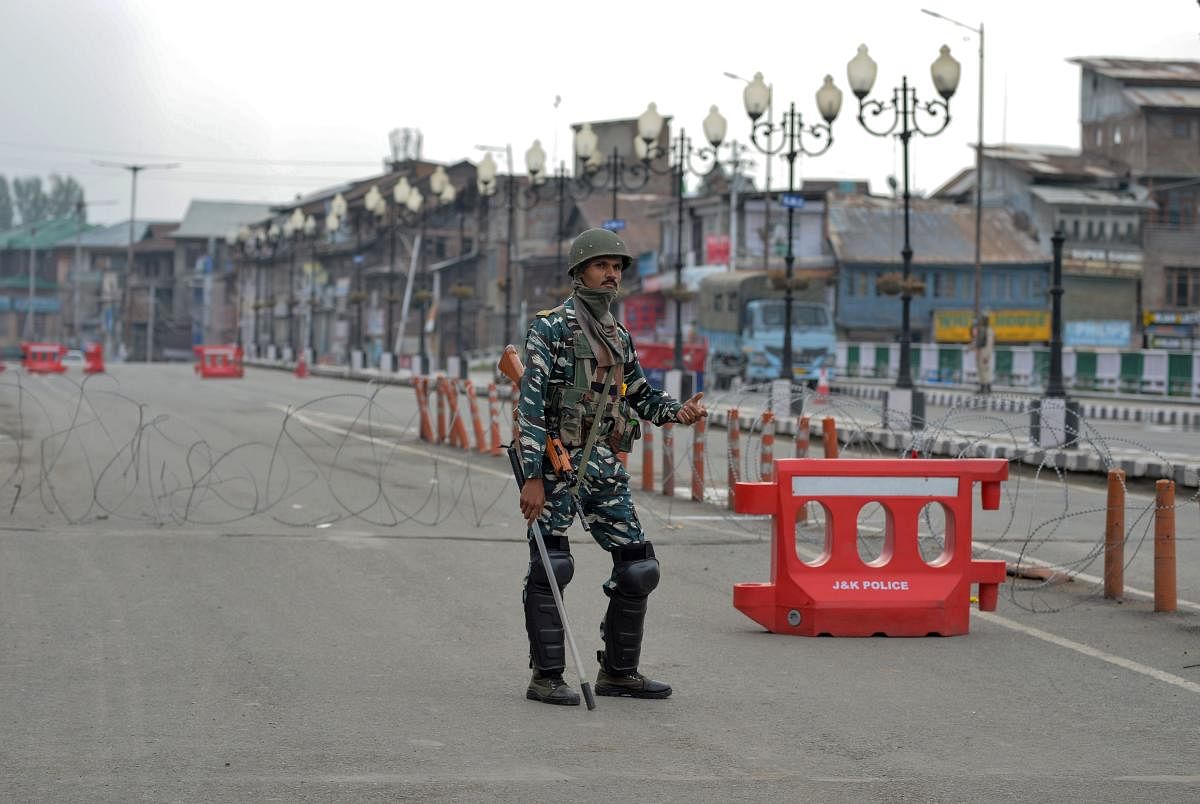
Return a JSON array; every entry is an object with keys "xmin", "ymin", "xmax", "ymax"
[
  {"xmin": 1123, "ymin": 86, "xmax": 1200, "ymax": 109},
  {"xmin": 1030, "ymin": 186, "xmax": 1157, "ymax": 209},
  {"xmin": 0, "ymin": 217, "xmax": 89, "ymax": 249},
  {"xmin": 173, "ymin": 200, "xmax": 277, "ymax": 239},
  {"xmin": 76, "ymin": 220, "xmax": 171, "ymax": 248},
  {"xmin": 1069, "ymin": 57, "xmax": 1200, "ymax": 85},
  {"xmin": 982, "ymin": 143, "xmax": 1118, "ymax": 180},
  {"xmin": 826, "ymin": 194, "xmax": 1047, "ymax": 265}
]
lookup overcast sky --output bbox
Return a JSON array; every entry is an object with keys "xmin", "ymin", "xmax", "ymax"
[{"xmin": 2, "ymin": 0, "xmax": 1197, "ymax": 227}]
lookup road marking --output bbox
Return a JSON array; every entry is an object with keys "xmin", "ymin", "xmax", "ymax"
[
  {"xmin": 976, "ymin": 610, "xmax": 1200, "ymax": 696},
  {"xmin": 976, "ymin": 543, "xmax": 1200, "ymax": 612},
  {"xmin": 787, "ymin": 538, "xmax": 1200, "ymax": 697}
]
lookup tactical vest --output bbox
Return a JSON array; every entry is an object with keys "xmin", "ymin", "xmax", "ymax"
[{"xmin": 541, "ymin": 306, "xmax": 641, "ymax": 452}]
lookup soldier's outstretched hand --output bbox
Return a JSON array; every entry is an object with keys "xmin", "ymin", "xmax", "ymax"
[{"xmin": 676, "ymin": 392, "xmax": 708, "ymax": 426}]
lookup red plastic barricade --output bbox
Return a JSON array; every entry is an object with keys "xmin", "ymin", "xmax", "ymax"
[
  {"xmin": 193, "ymin": 345, "xmax": 245, "ymax": 379},
  {"xmin": 21, "ymin": 342, "xmax": 67, "ymax": 374},
  {"xmin": 83, "ymin": 342, "xmax": 104, "ymax": 374},
  {"xmin": 733, "ymin": 458, "xmax": 1007, "ymax": 637}
]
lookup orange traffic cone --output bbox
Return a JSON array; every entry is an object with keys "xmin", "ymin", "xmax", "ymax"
[{"xmin": 813, "ymin": 367, "xmax": 830, "ymax": 405}]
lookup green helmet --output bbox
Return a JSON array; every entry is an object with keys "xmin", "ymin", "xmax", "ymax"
[{"xmin": 567, "ymin": 228, "xmax": 633, "ymax": 276}]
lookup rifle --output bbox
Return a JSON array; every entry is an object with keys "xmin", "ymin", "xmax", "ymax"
[{"xmin": 498, "ymin": 344, "xmax": 596, "ymax": 711}]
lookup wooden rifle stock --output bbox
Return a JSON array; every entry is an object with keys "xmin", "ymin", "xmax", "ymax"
[{"xmin": 496, "ymin": 344, "xmax": 575, "ymax": 478}]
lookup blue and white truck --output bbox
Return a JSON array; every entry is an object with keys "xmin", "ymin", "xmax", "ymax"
[{"xmin": 698, "ymin": 271, "xmax": 836, "ymax": 388}]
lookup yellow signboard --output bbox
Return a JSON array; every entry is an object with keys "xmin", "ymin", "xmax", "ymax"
[{"xmin": 934, "ymin": 309, "xmax": 1051, "ymax": 344}]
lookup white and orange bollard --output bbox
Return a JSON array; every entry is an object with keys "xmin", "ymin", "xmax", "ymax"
[
  {"xmin": 487, "ymin": 383, "xmax": 502, "ymax": 456},
  {"xmin": 415, "ymin": 377, "xmax": 434, "ymax": 442},
  {"xmin": 760, "ymin": 411, "xmax": 775, "ymax": 483},
  {"xmin": 691, "ymin": 417, "xmax": 706, "ymax": 502},
  {"xmin": 445, "ymin": 378, "xmax": 469, "ymax": 449},
  {"xmin": 436, "ymin": 376, "xmax": 448, "ymax": 444},
  {"xmin": 464, "ymin": 380, "xmax": 487, "ymax": 453},
  {"xmin": 1155, "ymin": 479, "xmax": 1176, "ymax": 612},
  {"xmin": 795, "ymin": 415, "xmax": 810, "ymax": 458},
  {"xmin": 1104, "ymin": 469, "xmax": 1125, "ymax": 600},
  {"xmin": 822, "ymin": 416, "xmax": 839, "ymax": 459},
  {"xmin": 661, "ymin": 422, "xmax": 675, "ymax": 497}
]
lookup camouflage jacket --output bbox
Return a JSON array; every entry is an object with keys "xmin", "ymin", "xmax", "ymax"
[{"xmin": 518, "ymin": 297, "xmax": 682, "ymax": 480}]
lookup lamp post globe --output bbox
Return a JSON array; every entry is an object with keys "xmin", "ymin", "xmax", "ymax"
[
  {"xmin": 702, "ymin": 105, "xmax": 727, "ymax": 148},
  {"xmin": 429, "ymin": 166, "xmax": 449, "ymax": 196},
  {"xmin": 637, "ymin": 103, "xmax": 665, "ymax": 145},
  {"xmin": 574, "ymin": 122, "xmax": 598, "ymax": 161},
  {"xmin": 393, "ymin": 177, "xmax": 411, "ymax": 205},
  {"xmin": 525, "ymin": 140, "xmax": 547, "ymax": 184}
]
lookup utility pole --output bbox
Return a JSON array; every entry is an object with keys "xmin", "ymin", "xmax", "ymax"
[
  {"xmin": 726, "ymin": 140, "xmax": 753, "ymax": 272},
  {"xmin": 922, "ymin": 8, "xmax": 985, "ymax": 391},
  {"xmin": 95, "ymin": 160, "xmax": 178, "ymax": 360}
]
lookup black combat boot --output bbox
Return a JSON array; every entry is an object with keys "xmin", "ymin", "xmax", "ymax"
[
  {"xmin": 594, "ymin": 542, "xmax": 672, "ymax": 699},
  {"xmin": 523, "ymin": 534, "xmax": 579, "ymax": 706},
  {"xmin": 596, "ymin": 648, "xmax": 672, "ymax": 699},
  {"xmin": 526, "ymin": 671, "xmax": 581, "ymax": 706}
]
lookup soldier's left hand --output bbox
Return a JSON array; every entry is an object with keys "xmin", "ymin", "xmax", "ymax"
[{"xmin": 676, "ymin": 392, "xmax": 707, "ymax": 426}]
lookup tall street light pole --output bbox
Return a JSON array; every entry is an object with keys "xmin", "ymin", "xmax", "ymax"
[
  {"xmin": 923, "ymin": 8, "xmax": 986, "ymax": 392},
  {"xmin": 663, "ymin": 114, "xmax": 728, "ymax": 371},
  {"xmin": 742, "ymin": 72, "xmax": 844, "ymax": 381},
  {"xmin": 848, "ymin": 43, "xmax": 961, "ymax": 429},
  {"xmin": 95, "ymin": 161, "xmax": 178, "ymax": 359},
  {"xmin": 1032, "ymin": 227, "xmax": 1079, "ymax": 448},
  {"xmin": 478, "ymin": 143, "xmax": 551, "ymax": 349}
]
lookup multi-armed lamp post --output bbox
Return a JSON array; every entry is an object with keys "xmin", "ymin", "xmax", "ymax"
[
  {"xmin": 847, "ymin": 43, "xmax": 961, "ymax": 429},
  {"xmin": 630, "ymin": 103, "xmax": 734, "ymax": 371},
  {"xmin": 740, "ymin": 73, "xmax": 843, "ymax": 382},
  {"xmin": 368, "ymin": 169, "xmax": 454, "ymax": 372}
]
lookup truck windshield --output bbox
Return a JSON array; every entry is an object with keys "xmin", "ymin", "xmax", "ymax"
[{"xmin": 759, "ymin": 302, "xmax": 829, "ymax": 328}]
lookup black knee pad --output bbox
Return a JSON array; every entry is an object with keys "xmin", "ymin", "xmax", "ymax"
[
  {"xmin": 527, "ymin": 534, "xmax": 574, "ymax": 591},
  {"xmin": 608, "ymin": 541, "xmax": 660, "ymax": 598}
]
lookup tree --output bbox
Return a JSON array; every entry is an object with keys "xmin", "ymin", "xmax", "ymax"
[
  {"xmin": 0, "ymin": 176, "xmax": 12, "ymax": 230},
  {"xmin": 12, "ymin": 176, "xmax": 48, "ymax": 226},
  {"xmin": 48, "ymin": 174, "xmax": 86, "ymax": 222}
]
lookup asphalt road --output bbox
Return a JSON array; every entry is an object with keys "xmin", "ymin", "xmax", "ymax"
[{"xmin": 2, "ymin": 365, "xmax": 1198, "ymax": 803}]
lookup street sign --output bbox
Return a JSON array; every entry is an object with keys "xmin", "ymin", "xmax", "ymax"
[
  {"xmin": 780, "ymin": 194, "xmax": 806, "ymax": 209},
  {"xmin": 602, "ymin": 218, "xmax": 626, "ymax": 231}
]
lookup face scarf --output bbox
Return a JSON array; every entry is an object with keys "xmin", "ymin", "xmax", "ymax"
[{"xmin": 571, "ymin": 277, "xmax": 623, "ymax": 370}]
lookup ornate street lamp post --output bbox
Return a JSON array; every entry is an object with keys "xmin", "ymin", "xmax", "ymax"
[
  {"xmin": 848, "ymin": 43, "xmax": 960, "ymax": 429},
  {"xmin": 741, "ymin": 72, "xmax": 843, "ymax": 381},
  {"xmin": 476, "ymin": 145, "xmax": 548, "ymax": 348},
  {"xmin": 639, "ymin": 105, "xmax": 730, "ymax": 371},
  {"xmin": 1031, "ymin": 227, "xmax": 1080, "ymax": 448}
]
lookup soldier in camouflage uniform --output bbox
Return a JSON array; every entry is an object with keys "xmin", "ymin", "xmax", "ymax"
[{"xmin": 517, "ymin": 228, "xmax": 707, "ymax": 706}]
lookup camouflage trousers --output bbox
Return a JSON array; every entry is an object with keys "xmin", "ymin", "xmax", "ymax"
[{"xmin": 525, "ymin": 443, "xmax": 644, "ymax": 595}]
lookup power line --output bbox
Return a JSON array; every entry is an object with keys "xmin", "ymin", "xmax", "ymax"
[
  {"xmin": 1, "ymin": 156, "xmax": 367, "ymax": 188},
  {"xmin": 0, "ymin": 139, "xmax": 380, "ymax": 168}
]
